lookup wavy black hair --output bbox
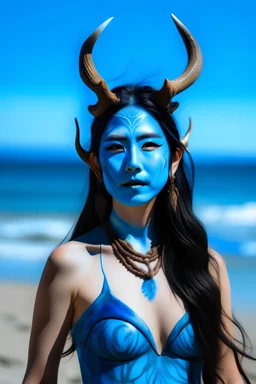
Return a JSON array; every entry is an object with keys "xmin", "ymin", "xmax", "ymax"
[{"xmin": 61, "ymin": 84, "xmax": 255, "ymax": 383}]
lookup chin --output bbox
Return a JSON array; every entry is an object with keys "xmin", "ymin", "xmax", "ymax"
[{"xmin": 115, "ymin": 194, "xmax": 158, "ymax": 207}]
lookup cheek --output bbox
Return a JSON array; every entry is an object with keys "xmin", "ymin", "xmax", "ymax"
[
  {"xmin": 99, "ymin": 153, "xmax": 124, "ymax": 191},
  {"xmin": 145, "ymin": 149, "xmax": 170, "ymax": 177},
  {"xmin": 100, "ymin": 153, "xmax": 123, "ymax": 175}
]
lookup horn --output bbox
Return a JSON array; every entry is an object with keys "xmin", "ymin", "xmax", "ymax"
[
  {"xmin": 74, "ymin": 118, "xmax": 102, "ymax": 179},
  {"xmin": 79, "ymin": 17, "xmax": 120, "ymax": 117},
  {"xmin": 153, "ymin": 14, "xmax": 203, "ymax": 112},
  {"xmin": 75, "ymin": 118, "xmax": 90, "ymax": 164},
  {"xmin": 180, "ymin": 118, "xmax": 192, "ymax": 150}
]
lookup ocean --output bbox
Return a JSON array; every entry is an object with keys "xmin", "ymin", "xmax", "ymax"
[{"xmin": 1, "ymin": 159, "xmax": 256, "ymax": 308}]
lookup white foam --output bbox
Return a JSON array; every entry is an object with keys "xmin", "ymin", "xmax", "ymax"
[
  {"xmin": 197, "ymin": 202, "xmax": 256, "ymax": 226},
  {"xmin": 0, "ymin": 217, "xmax": 74, "ymax": 240},
  {"xmin": 1, "ymin": 204, "xmax": 256, "ymax": 261},
  {"xmin": 0, "ymin": 240, "xmax": 57, "ymax": 261}
]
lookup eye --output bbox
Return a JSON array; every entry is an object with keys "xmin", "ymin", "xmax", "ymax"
[
  {"xmin": 105, "ymin": 144, "xmax": 124, "ymax": 151},
  {"xmin": 142, "ymin": 142, "xmax": 162, "ymax": 150}
]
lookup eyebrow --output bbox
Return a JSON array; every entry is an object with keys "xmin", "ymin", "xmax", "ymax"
[{"xmin": 105, "ymin": 133, "xmax": 162, "ymax": 142}]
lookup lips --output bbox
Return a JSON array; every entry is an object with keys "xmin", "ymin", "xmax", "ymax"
[{"xmin": 121, "ymin": 180, "xmax": 148, "ymax": 187}]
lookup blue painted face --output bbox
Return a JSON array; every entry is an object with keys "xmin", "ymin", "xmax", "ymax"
[{"xmin": 98, "ymin": 106, "xmax": 171, "ymax": 206}]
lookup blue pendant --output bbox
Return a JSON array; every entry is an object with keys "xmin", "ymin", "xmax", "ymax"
[{"xmin": 141, "ymin": 278, "xmax": 157, "ymax": 301}]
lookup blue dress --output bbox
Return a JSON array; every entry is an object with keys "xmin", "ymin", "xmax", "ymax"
[{"xmin": 70, "ymin": 245, "xmax": 204, "ymax": 383}]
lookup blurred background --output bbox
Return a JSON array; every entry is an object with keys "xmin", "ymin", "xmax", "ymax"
[{"xmin": 1, "ymin": 0, "xmax": 255, "ymax": 382}]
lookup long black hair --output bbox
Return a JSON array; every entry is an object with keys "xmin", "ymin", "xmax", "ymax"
[{"xmin": 62, "ymin": 84, "xmax": 255, "ymax": 383}]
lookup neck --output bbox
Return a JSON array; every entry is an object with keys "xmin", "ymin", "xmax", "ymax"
[{"xmin": 109, "ymin": 198, "xmax": 158, "ymax": 253}]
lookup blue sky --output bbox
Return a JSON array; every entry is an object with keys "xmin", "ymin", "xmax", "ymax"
[{"xmin": 1, "ymin": 0, "xmax": 255, "ymax": 160}]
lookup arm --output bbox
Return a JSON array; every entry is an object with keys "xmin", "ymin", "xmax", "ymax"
[
  {"xmin": 22, "ymin": 243, "xmax": 78, "ymax": 384},
  {"xmin": 208, "ymin": 248, "xmax": 245, "ymax": 384}
]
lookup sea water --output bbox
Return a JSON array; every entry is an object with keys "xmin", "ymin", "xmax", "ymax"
[{"xmin": 1, "ymin": 159, "xmax": 256, "ymax": 308}]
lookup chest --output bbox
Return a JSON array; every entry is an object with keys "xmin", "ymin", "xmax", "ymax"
[{"xmin": 73, "ymin": 252, "xmax": 187, "ymax": 355}]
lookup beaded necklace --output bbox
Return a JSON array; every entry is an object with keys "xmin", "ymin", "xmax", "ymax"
[{"xmin": 103, "ymin": 219, "xmax": 163, "ymax": 301}]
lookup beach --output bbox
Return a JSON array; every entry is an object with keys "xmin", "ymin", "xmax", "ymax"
[
  {"xmin": 0, "ymin": 283, "xmax": 81, "ymax": 384},
  {"xmin": 0, "ymin": 279, "xmax": 255, "ymax": 384},
  {"xmin": 1, "ymin": 161, "xmax": 256, "ymax": 382}
]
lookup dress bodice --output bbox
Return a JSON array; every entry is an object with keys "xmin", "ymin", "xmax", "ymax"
[{"xmin": 70, "ymin": 245, "xmax": 204, "ymax": 383}]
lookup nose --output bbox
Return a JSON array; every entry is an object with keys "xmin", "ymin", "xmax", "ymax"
[{"xmin": 124, "ymin": 147, "xmax": 142, "ymax": 173}]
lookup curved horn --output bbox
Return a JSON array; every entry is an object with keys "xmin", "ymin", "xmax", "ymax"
[
  {"xmin": 75, "ymin": 118, "xmax": 90, "ymax": 165},
  {"xmin": 79, "ymin": 17, "xmax": 120, "ymax": 117},
  {"xmin": 153, "ymin": 14, "xmax": 203, "ymax": 112},
  {"xmin": 180, "ymin": 118, "xmax": 192, "ymax": 150},
  {"xmin": 74, "ymin": 118, "xmax": 102, "ymax": 179}
]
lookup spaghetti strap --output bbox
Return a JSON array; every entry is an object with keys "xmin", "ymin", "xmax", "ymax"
[{"xmin": 99, "ymin": 244, "xmax": 110, "ymax": 290}]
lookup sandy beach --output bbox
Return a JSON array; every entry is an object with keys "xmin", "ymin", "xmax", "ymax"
[
  {"xmin": 0, "ymin": 282, "xmax": 255, "ymax": 384},
  {"xmin": 0, "ymin": 282, "xmax": 256, "ymax": 384},
  {"xmin": 0, "ymin": 283, "xmax": 81, "ymax": 384}
]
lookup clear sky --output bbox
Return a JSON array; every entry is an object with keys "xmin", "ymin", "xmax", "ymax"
[{"xmin": 1, "ymin": 0, "xmax": 255, "ymax": 160}]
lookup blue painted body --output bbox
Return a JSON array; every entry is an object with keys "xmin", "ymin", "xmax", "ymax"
[
  {"xmin": 71, "ymin": 106, "xmax": 204, "ymax": 382},
  {"xmin": 70, "ymin": 247, "xmax": 204, "ymax": 383}
]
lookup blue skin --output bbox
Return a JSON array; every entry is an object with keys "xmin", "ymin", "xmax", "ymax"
[
  {"xmin": 99, "ymin": 106, "xmax": 171, "ymax": 208},
  {"xmin": 71, "ymin": 107, "xmax": 205, "ymax": 382},
  {"xmin": 98, "ymin": 106, "xmax": 172, "ymax": 250}
]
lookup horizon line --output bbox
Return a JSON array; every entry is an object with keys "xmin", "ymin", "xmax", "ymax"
[{"xmin": 1, "ymin": 147, "xmax": 256, "ymax": 165}]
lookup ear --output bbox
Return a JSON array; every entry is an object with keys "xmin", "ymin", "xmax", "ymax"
[
  {"xmin": 90, "ymin": 153, "xmax": 102, "ymax": 181},
  {"xmin": 171, "ymin": 147, "xmax": 183, "ymax": 176}
]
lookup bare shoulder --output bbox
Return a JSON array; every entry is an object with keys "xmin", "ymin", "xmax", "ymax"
[
  {"xmin": 50, "ymin": 240, "xmax": 91, "ymax": 268},
  {"xmin": 51, "ymin": 222, "xmax": 111, "ymax": 270},
  {"xmin": 41, "ymin": 241, "xmax": 95, "ymax": 300},
  {"xmin": 208, "ymin": 247, "xmax": 227, "ymax": 285},
  {"xmin": 207, "ymin": 248, "xmax": 232, "ymax": 299},
  {"xmin": 208, "ymin": 247, "xmax": 225, "ymax": 265},
  {"xmin": 46, "ymin": 225, "xmax": 111, "ymax": 288}
]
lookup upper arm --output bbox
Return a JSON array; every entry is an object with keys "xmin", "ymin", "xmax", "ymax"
[
  {"xmin": 208, "ymin": 248, "xmax": 244, "ymax": 384},
  {"xmin": 22, "ymin": 243, "xmax": 78, "ymax": 384}
]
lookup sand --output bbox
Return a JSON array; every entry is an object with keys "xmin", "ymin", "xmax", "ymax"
[
  {"xmin": 0, "ymin": 283, "xmax": 81, "ymax": 384},
  {"xmin": 0, "ymin": 282, "xmax": 255, "ymax": 384}
]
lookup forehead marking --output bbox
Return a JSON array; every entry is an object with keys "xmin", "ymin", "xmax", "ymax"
[
  {"xmin": 108, "ymin": 108, "xmax": 146, "ymax": 133},
  {"xmin": 106, "ymin": 107, "xmax": 162, "ymax": 137}
]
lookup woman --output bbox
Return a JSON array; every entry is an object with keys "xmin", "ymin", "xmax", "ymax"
[{"xmin": 22, "ymin": 15, "xmax": 255, "ymax": 384}]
